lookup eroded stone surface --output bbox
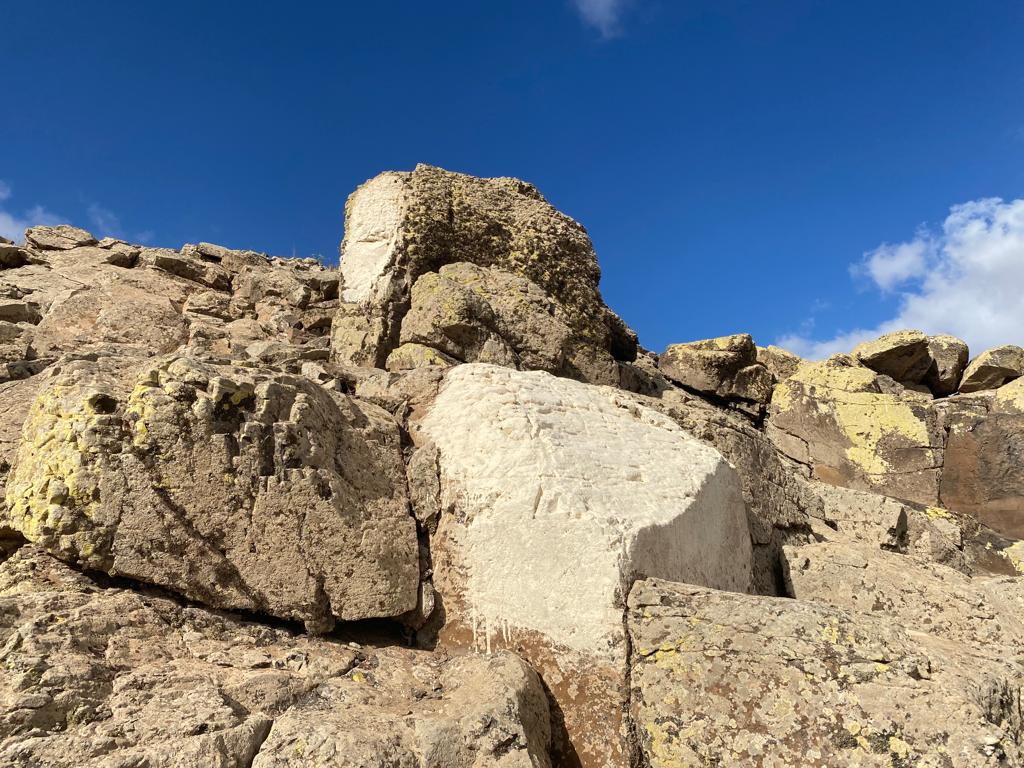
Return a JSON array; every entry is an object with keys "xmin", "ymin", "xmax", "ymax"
[
  {"xmin": 853, "ymin": 329, "xmax": 932, "ymax": 385},
  {"xmin": 925, "ymin": 334, "xmax": 970, "ymax": 396},
  {"xmin": 658, "ymin": 333, "xmax": 773, "ymax": 404},
  {"xmin": 768, "ymin": 355, "xmax": 944, "ymax": 505},
  {"xmin": 960, "ymin": 345, "xmax": 1024, "ymax": 393},
  {"xmin": 2, "ymin": 353, "xmax": 418, "ymax": 631},
  {"xmin": 629, "ymin": 577, "xmax": 1024, "ymax": 767},
  {"xmin": 333, "ymin": 164, "xmax": 636, "ymax": 370},
  {"xmin": 419, "ymin": 363, "xmax": 752, "ymax": 768},
  {"xmin": 0, "ymin": 546, "xmax": 551, "ymax": 768}
]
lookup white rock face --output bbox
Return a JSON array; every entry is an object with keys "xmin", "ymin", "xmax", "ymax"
[
  {"xmin": 420, "ymin": 363, "xmax": 752, "ymax": 659},
  {"xmin": 339, "ymin": 172, "xmax": 407, "ymax": 303}
]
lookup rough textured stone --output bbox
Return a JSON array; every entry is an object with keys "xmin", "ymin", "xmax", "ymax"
[
  {"xmin": 658, "ymin": 334, "xmax": 774, "ymax": 404},
  {"xmin": 925, "ymin": 334, "xmax": 970, "ymax": 396},
  {"xmin": 853, "ymin": 329, "xmax": 932, "ymax": 384},
  {"xmin": 333, "ymin": 164, "xmax": 636, "ymax": 370},
  {"xmin": 392, "ymin": 262, "xmax": 620, "ymax": 385},
  {"xmin": 783, "ymin": 539, "xmax": 1024, "ymax": 650},
  {"xmin": 24, "ymin": 225, "xmax": 97, "ymax": 251},
  {"xmin": 2, "ymin": 353, "xmax": 418, "ymax": 631},
  {"xmin": 757, "ymin": 343, "xmax": 801, "ymax": 381},
  {"xmin": 419, "ymin": 364, "xmax": 752, "ymax": 768},
  {"xmin": 960, "ymin": 344, "xmax": 1024, "ymax": 393},
  {"xmin": 767, "ymin": 354, "xmax": 944, "ymax": 505},
  {"xmin": 809, "ymin": 480, "xmax": 1020, "ymax": 577},
  {"xmin": 938, "ymin": 390, "xmax": 1024, "ymax": 538},
  {"xmin": 0, "ymin": 547, "xmax": 552, "ymax": 768},
  {"xmin": 629, "ymin": 577, "xmax": 1024, "ymax": 767}
]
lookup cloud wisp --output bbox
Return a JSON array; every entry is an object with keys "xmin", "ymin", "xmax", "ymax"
[
  {"xmin": 779, "ymin": 197, "xmax": 1024, "ymax": 359},
  {"xmin": 0, "ymin": 181, "xmax": 63, "ymax": 242},
  {"xmin": 572, "ymin": 0, "xmax": 628, "ymax": 37}
]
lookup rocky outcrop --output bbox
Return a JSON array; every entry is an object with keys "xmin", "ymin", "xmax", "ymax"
[
  {"xmin": 629, "ymin": 578, "xmax": 1024, "ymax": 767},
  {"xmin": 925, "ymin": 334, "xmax": 970, "ymax": 396},
  {"xmin": 658, "ymin": 333, "xmax": 774, "ymax": 406},
  {"xmin": 0, "ymin": 547, "xmax": 552, "ymax": 768},
  {"xmin": 767, "ymin": 354, "xmax": 944, "ymax": 505},
  {"xmin": 853, "ymin": 329, "xmax": 932, "ymax": 384},
  {"xmin": 1, "ymin": 168, "xmax": 1024, "ymax": 768},
  {"xmin": 332, "ymin": 164, "xmax": 636, "ymax": 374},
  {"xmin": 2, "ymin": 353, "xmax": 419, "ymax": 632},
  {"xmin": 386, "ymin": 261, "xmax": 620, "ymax": 385},
  {"xmin": 960, "ymin": 344, "xmax": 1024, "ymax": 393},
  {"xmin": 417, "ymin": 364, "xmax": 752, "ymax": 768}
]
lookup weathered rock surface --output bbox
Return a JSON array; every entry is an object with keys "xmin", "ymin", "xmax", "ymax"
[
  {"xmin": 767, "ymin": 354, "xmax": 944, "ymax": 505},
  {"xmin": 925, "ymin": 334, "xmax": 970, "ymax": 396},
  {"xmin": 418, "ymin": 363, "xmax": 752, "ymax": 768},
  {"xmin": 388, "ymin": 261, "xmax": 620, "ymax": 385},
  {"xmin": 333, "ymin": 164, "xmax": 636, "ymax": 372},
  {"xmin": 2, "ymin": 353, "xmax": 418, "ymax": 631},
  {"xmin": 24, "ymin": 225, "xmax": 97, "ymax": 251},
  {"xmin": 939, "ymin": 388, "xmax": 1024, "ymax": 538},
  {"xmin": 960, "ymin": 344, "xmax": 1024, "ymax": 393},
  {"xmin": 0, "ymin": 546, "xmax": 552, "ymax": 768},
  {"xmin": 757, "ymin": 343, "xmax": 801, "ymax": 380},
  {"xmin": 853, "ymin": 329, "xmax": 932, "ymax": 384},
  {"xmin": 658, "ymin": 333, "xmax": 774, "ymax": 405},
  {"xmin": 2, "ymin": 172, "xmax": 1024, "ymax": 768},
  {"xmin": 629, "ymin": 577, "xmax": 1024, "ymax": 767}
]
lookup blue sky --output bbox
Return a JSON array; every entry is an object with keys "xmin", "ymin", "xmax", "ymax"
[{"xmin": 2, "ymin": 1, "xmax": 1022, "ymax": 357}]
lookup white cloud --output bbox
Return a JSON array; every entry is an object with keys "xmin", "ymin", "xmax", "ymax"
[
  {"xmin": 779, "ymin": 197, "xmax": 1024, "ymax": 359},
  {"xmin": 0, "ymin": 181, "xmax": 63, "ymax": 242},
  {"xmin": 572, "ymin": 0, "xmax": 628, "ymax": 37},
  {"xmin": 88, "ymin": 202, "xmax": 153, "ymax": 243}
]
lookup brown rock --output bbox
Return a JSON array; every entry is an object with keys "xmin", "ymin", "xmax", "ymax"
[
  {"xmin": 924, "ymin": 334, "xmax": 969, "ymax": 396},
  {"xmin": 767, "ymin": 354, "xmax": 944, "ymax": 505},
  {"xmin": 960, "ymin": 344, "xmax": 1024, "ymax": 393},
  {"xmin": 756, "ymin": 344, "xmax": 801, "ymax": 380},
  {"xmin": 24, "ymin": 225, "xmax": 97, "ymax": 251},
  {"xmin": 333, "ymin": 164, "xmax": 636, "ymax": 369},
  {"xmin": 853, "ymin": 329, "xmax": 932, "ymax": 384},
  {"xmin": 2, "ymin": 353, "xmax": 419, "ymax": 631},
  {"xmin": 658, "ymin": 334, "xmax": 773, "ymax": 404},
  {"xmin": 629, "ymin": 577, "xmax": 1024, "ymax": 767},
  {"xmin": 0, "ymin": 546, "xmax": 552, "ymax": 768}
]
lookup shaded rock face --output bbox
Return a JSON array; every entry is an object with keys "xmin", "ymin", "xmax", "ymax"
[
  {"xmin": 658, "ymin": 333, "xmax": 774, "ymax": 406},
  {"xmin": 939, "ymin": 389, "xmax": 1024, "ymax": 539},
  {"xmin": 853, "ymin": 329, "xmax": 932, "ymax": 384},
  {"xmin": 332, "ymin": 164, "xmax": 636, "ymax": 373},
  {"xmin": 960, "ymin": 344, "xmax": 1024, "ymax": 393},
  {"xmin": 417, "ymin": 364, "xmax": 752, "ymax": 768},
  {"xmin": 0, "ymin": 547, "xmax": 552, "ymax": 768},
  {"xmin": 925, "ymin": 334, "xmax": 970, "ymax": 396},
  {"xmin": 2, "ymin": 353, "xmax": 419, "ymax": 632}
]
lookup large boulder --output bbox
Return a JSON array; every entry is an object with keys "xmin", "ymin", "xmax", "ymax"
[
  {"xmin": 416, "ymin": 364, "xmax": 752, "ymax": 768},
  {"xmin": 767, "ymin": 355, "xmax": 944, "ymax": 505},
  {"xmin": 2, "ymin": 353, "xmax": 419, "ymax": 631},
  {"xmin": 658, "ymin": 333, "xmax": 774, "ymax": 405},
  {"xmin": 387, "ymin": 261, "xmax": 620, "ymax": 385},
  {"xmin": 959, "ymin": 345, "xmax": 1024, "ymax": 393},
  {"xmin": 853, "ymin": 329, "xmax": 932, "ymax": 384},
  {"xmin": 332, "ymin": 164, "xmax": 636, "ymax": 371},
  {"xmin": 24, "ymin": 225, "xmax": 97, "ymax": 251},
  {"xmin": 0, "ymin": 546, "xmax": 552, "ymax": 768},
  {"xmin": 628, "ymin": 578, "xmax": 1024, "ymax": 767},
  {"xmin": 925, "ymin": 334, "xmax": 970, "ymax": 396},
  {"xmin": 756, "ymin": 344, "xmax": 801, "ymax": 381}
]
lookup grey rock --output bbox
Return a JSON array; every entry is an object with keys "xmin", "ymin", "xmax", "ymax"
[{"xmin": 960, "ymin": 345, "xmax": 1024, "ymax": 393}]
